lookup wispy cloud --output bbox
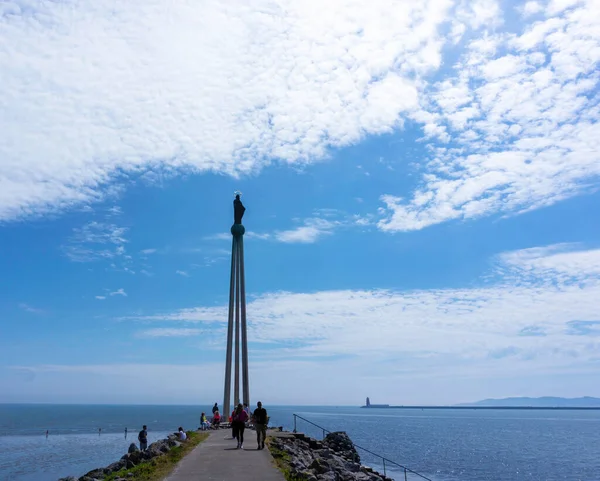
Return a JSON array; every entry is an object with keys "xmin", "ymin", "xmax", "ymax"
[
  {"xmin": 63, "ymin": 221, "xmax": 128, "ymax": 262},
  {"xmin": 378, "ymin": 1, "xmax": 600, "ymax": 231},
  {"xmin": 203, "ymin": 233, "xmax": 231, "ymax": 241},
  {"xmin": 1, "ymin": 0, "xmax": 458, "ymax": 222},
  {"xmin": 109, "ymin": 288, "xmax": 127, "ymax": 297},
  {"xmin": 275, "ymin": 218, "xmax": 337, "ymax": 243},
  {"xmin": 95, "ymin": 296, "xmax": 106, "ymax": 300},
  {"xmin": 175, "ymin": 270, "xmax": 190, "ymax": 277},
  {"xmin": 136, "ymin": 328, "xmax": 204, "ymax": 338},
  {"xmin": 140, "ymin": 248, "xmax": 157, "ymax": 255},
  {"xmin": 126, "ymin": 244, "xmax": 600, "ymax": 378},
  {"xmin": 19, "ymin": 303, "xmax": 43, "ymax": 314}
]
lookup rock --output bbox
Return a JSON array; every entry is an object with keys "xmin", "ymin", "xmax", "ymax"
[
  {"xmin": 83, "ymin": 468, "xmax": 108, "ymax": 478},
  {"xmin": 56, "ymin": 434, "xmax": 181, "ymax": 481},
  {"xmin": 269, "ymin": 430, "xmax": 392, "ymax": 481},
  {"xmin": 106, "ymin": 460, "xmax": 126, "ymax": 473},
  {"xmin": 128, "ymin": 450, "xmax": 144, "ymax": 465},
  {"xmin": 323, "ymin": 431, "xmax": 361, "ymax": 463}
]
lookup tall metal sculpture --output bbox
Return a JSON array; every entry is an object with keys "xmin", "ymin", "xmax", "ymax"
[{"xmin": 223, "ymin": 192, "xmax": 250, "ymax": 420}]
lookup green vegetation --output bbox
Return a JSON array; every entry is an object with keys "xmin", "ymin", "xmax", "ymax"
[
  {"xmin": 104, "ymin": 431, "xmax": 209, "ymax": 481},
  {"xmin": 267, "ymin": 439, "xmax": 306, "ymax": 481}
]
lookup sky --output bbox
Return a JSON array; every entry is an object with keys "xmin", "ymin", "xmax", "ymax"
[{"xmin": 1, "ymin": 0, "xmax": 599, "ymax": 406}]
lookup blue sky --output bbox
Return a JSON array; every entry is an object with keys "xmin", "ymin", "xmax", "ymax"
[{"xmin": 1, "ymin": 0, "xmax": 599, "ymax": 405}]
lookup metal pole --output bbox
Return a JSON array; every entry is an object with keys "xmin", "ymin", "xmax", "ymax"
[
  {"xmin": 383, "ymin": 459, "xmax": 386, "ymax": 476},
  {"xmin": 405, "ymin": 468, "xmax": 408, "ymax": 481},
  {"xmin": 239, "ymin": 235, "xmax": 250, "ymax": 407},
  {"xmin": 234, "ymin": 238, "xmax": 241, "ymax": 407},
  {"xmin": 223, "ymin": 235, "xmax": 236, "ymax": 423},
  {"xmin": 293, "ymin": 415, "xmax": 297, "ymax": 433}
]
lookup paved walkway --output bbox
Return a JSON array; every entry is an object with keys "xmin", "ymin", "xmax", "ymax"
[{"xmin": 164, "ymin": 430, "xmax": 285, "ymax": 481}]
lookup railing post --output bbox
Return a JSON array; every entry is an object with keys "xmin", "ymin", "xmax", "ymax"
[
  {"xmin": 293, "ymin": 414, "xmax": 297, "ymax": 433},
  {"xmin": 322, "ymin": 428, "xmax": 325, "ymax": 439},
  {"xmin": 405, "ymin": 467, "xmax": 408, "ymax": 481},
  {"xmin": 383, "ymin": 458, "xmax": 386, "ymax": 476}
]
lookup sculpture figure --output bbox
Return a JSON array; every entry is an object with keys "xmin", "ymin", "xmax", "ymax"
[{"xmin": 233, "ymin": 194, "xmax": 245, "ymax": 224}]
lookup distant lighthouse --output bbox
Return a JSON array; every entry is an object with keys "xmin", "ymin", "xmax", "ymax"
[{"xmin": 366, "ymin": 397, "xmax": 371, "ymax": 407}]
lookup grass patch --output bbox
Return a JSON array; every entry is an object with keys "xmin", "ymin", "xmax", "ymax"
[
  {"xmin": 267, "ymin": 439, "xmax": 306, "ymax": 481},
  {"xmin": 104, "ymin": 431, "xmax": 209, "ymax": 481}
]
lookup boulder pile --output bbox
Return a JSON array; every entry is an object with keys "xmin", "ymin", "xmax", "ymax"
[
  {"xmin": 57, "ymin": 435, "xmax": 182, "ymax": 481},
  {"xmin": 269, "ymin": 431, "xmax": 394, "ymax": 481}
]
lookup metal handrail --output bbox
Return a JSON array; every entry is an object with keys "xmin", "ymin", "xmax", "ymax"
[{"xmin": 293, "ymin": 414, "xmax": 433, "ymax": 481}]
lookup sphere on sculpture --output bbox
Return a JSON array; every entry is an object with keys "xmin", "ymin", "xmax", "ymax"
[{"xmin": 231, "ymin": 223, "xmax": 245, "ymax": 237}]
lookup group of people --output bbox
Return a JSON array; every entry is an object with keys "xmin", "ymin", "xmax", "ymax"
[
  {"xmin": 136, "ymin": 424, "xmax": 187, "ymax": 451},
  {"xmin": 134, "ymin": 400, "xmax": 268, "ymax": 452},
  {"xmin": 230, "ymin": 401, "xmax": 268, "ymax": 450}
]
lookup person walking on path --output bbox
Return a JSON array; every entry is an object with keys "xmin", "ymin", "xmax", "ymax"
[
  {"xmin": 231, "ymin": 408, "xmax": 238, "ymax": 440},
  {"xmin": 232, "ymin": 403, "xmax": 249, "ymax": 449},
  {"xmin": 138, "ymin": 425, "xmax": 148, "ymax": 451},
  {"xmin": 212, "ymin": 403, "xmax": 219, "ymax": 414},
  {"xmin": 253, "ymin": 401, "xmax": 268, "ymax": 450}
]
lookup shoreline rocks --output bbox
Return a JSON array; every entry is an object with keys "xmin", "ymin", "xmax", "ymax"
[
  {"xmin": 269, "ymin": 431, "xmax": 395, "ymax": 481},
  {"xmin": 57, "ymin": 434, "xmax": 182, "ymax": 481}
]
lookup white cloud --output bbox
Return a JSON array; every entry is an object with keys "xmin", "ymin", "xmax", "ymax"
[
  {"xmin": 275, "ymin": 218, "xmax": 337, "ymax": 243},
  {"xmin": 520, "ymin": 1, "xmax": 544, "ymax": 17},
  {"xmin": 245, "ymin": 232, "xmax": 272, "ymax": 240},
  {"xmin": 63, "ymin": 221, "xmax": 128, "ymax": 262},
  {"xmin": 2, "ymin": 0, "xmax": 597, "ymax": 237},
  {"xmin": 498, "ymin": 243, "xmax": 600, "ymax": 283},
  {"xmin": 95, "ymin": 296, "xmax": 106, "ymax": 300},
  {"xmin": 136, "ymin": 328, "xmax": 204, "ymax": 338},
  {"xmin": 109, "ymin": 288, "xmax": 127, "ymax": 297},
  {"xmin": 9, "ymin": 244, "xmax": 600, "ymax": 405},
  {"xmin": 126, "ymin": 245, "xmax": 600, "ymax": 381},
  {"xmin": 203, "ymin": 233, "xmax": 231, "ymax": 241},
  {"xmin": 176, "ymin": 270, "xmax": 190, "ymax": 277},
  {"xmin": 140, "ymin": 248, "xmax": 157, "ymax": 255},
  {"xmin": 0, "ymin": 0, "xmax": 458, "ymax": 222},
  {"xmin": 18, "ymin": 303, "xmax": 43, "ymax": 314},
  {"xmin": 379, "ymin": 0, "xmax": 600, "ymax": 231}
]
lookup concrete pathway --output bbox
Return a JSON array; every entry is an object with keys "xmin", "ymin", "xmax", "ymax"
[{"xmin": 164, "ymin": 430, "xmax": 285, "ymax": 481}]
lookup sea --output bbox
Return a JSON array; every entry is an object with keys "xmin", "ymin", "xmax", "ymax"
[{"xmin": 0, "ymin": 404, "xmax": 599, "ymax": 481}]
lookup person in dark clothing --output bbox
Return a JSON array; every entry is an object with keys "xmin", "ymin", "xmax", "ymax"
[
  {"xmin": 253, "ymin": 401, "xmax": 268, "ymax": 450},
  {"xmin": 231, "ymin": 408, "xmax": 238, "ymax": 441},
  {"xmin": 138, "ymin": 425, "xmax": 148, "ymax": 451},
  {"xmin": 212, "ymin": 403, "xmax": 219, "ymax": 414}
]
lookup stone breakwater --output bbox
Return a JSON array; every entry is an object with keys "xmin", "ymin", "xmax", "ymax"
[
  {"xmin": 57, "ymin": 434, "xmax": 182, "ymax": 481},
  {"xmin": 270, "ymin": 431, "xmax": 395, "ymax": 481}
]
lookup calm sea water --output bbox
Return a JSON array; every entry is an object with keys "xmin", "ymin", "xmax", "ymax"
[{"xmin": 0, "ymin": 404, "xmax": 599, "ymax": 481}]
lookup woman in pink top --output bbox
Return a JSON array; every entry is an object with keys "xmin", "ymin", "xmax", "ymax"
[{"xmin": 232, "ymin": 403, "xmax": 249, "ymax": 449}]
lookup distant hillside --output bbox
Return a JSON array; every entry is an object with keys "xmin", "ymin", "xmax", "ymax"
[{"xmin": 459, "ymin": 396, "xmax": 600, "ymax": 407}]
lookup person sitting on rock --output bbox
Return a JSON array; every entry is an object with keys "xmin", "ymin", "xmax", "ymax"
[
  {"xmin": 212, "ymin": 410, "xmax": 221, "ymax": 428},
  {"xmin": 178, "ymin": 427, "xmax": 187, "ymax": 441},
  {"xmin": 200, "ymin": 412, "xmax": 210, "ymax": 430}
]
